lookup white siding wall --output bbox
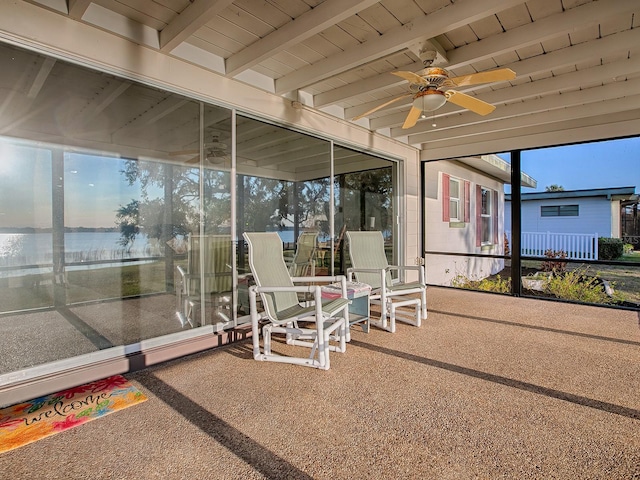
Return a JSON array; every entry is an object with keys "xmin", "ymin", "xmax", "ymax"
[
  {"xmin": 424, "ymin": 161, "xmax": 505, "ymax": 286},
  {"xmin": 506, "ymin": 197, "xmax": 613, "ymax": 237}
]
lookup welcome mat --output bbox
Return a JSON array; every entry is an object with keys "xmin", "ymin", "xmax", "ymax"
[{"xmin": 0, "ymin": 375, "xmax": 147, "ymax": 454}]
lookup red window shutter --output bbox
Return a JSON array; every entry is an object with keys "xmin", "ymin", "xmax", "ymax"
[
  {"xmin": 493, "ymin": 190, "xmax": 499, "ymax": 244},
  {"xmin": 442, "ymin": 173, "xmax": 450, "ymax": 222},
  {"xmin": 476, "ymin": 185, "xmax": 482, "ymax": 247},
  {"xmin": 464, "ymin": 180, "xmax": 470, "ymax": 223}
]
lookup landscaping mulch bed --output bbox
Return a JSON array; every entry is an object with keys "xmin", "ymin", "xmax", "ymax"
[{"xmin": 489, "ymin": 265, "xmax": 640, "ymax": 309}]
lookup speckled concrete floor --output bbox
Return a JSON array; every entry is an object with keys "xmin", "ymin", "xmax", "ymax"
[{"xmin": 2, "ymin": 287, "xmax": 640, "ymax": 479}]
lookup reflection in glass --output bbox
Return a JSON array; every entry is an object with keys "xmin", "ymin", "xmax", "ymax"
[
  {"xmin": 0, "ymin": 41, "xmax": 405, "ymax": 383},
  {"xmin": 235, "ymin": 116, "xmax": 331, "ymax": 314},
  {"xmin": 0, "ymin": 139, "xmax": 53, "ymax": 312},
  {"xmin": 0, "ymin": 41, "xmax": 235, "ymax": 375},
  {"xmin": 334, "ymin": 145, "xmax": 396, "ymax": 275}
]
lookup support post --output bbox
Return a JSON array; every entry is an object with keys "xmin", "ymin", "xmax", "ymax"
[{"xmin": 510, "ymin": 151, "xmax": 522, "ymax": 297}]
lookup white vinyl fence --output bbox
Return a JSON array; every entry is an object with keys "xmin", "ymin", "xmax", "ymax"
[{"xmin": 506, "ymin": 231, "xmax": 598, "ymax": 260}]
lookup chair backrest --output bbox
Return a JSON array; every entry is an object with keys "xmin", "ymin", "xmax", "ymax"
[
  {"xmin": 289, "ymin": 232, "xmax": 317, "ymax": 276},
  {"xmin": 243, "ymin": 232, "xmax": 299, "ymax": 322},
  {"xmin": 187, "ymin": 234, "xmax": 232, "ymax": 294},
  {"xmin": 334, "ymin": 224, "xmax": 347, "ymax": 254},
  {"xmin": 346, "ymin": 231, "xmax": 392, "ymax": 289}
]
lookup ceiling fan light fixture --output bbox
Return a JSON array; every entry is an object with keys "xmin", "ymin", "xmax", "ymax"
[{"xmin": 413, "ymin": 90, "xmax": 447, "ymax": 112}]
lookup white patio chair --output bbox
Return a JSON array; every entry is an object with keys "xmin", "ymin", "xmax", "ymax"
[
  {"xmin": 175, "ymin": 234, "xmax": 233, "ymax": 327},
  {"xmin": 288, "ymin": 231, "xmax": 318, "ymax": 277},
  {"xmin": 244, "ymin": 232, "xmax": 350, "ymax": 370},
  {"xmin": 346, "ymin": 231, "xmax": 426, "ymax": 333}
]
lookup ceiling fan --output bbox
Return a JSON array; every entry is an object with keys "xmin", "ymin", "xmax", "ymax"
[
  {"xmin": 169, "ymin": 134, "xmax": 230, "ymax": 165},
  {"xmin": 353, "ymin": 66, "xmax": 516, "ymax": 129}
]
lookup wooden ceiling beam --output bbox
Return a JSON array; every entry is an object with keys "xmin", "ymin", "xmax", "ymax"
[
  {"xmin": 226, "ymin": 0, "xmax": 378, "ymax": 77},
  {"xmin": 364, "ymin": 27, "xmax": 640, "ymax": 131},
  {"xmin": 406, "ymin": 80, "xmax": 640, "ymax": 145},
  {"xmin": 159, "ymin": 0, "xmax": 235, "ymax": 53},
  {"xmin": 275, "ymin": 0, "xmax": 524, "ymax": 95},
  {"xmin": 317, "ymin": 0, "xmax": 637, "ymax": 108}
]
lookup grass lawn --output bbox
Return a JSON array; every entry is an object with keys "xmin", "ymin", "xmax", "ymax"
[
  {"xmin": 0, "ymin": 261, "xmax": 172, "ymax": 312},
  {"xmin": 592, "ymin": 252, "xmax": 640, "ymax": 304}
]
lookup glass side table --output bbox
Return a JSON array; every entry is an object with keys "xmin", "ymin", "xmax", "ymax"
[{"xmin": 321, "ymin": 281, "xmax": 371, "ymax": 335}]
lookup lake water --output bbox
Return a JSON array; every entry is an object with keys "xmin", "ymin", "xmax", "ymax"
[
  {"xmin": 0, "ymin": 230, "xmax": 302, "ymax": 270},
  {"xmin": 0, "ymin": 232, "xmax": 158, "ymax": 267}
]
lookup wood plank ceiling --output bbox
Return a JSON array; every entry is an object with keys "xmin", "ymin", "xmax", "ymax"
[{"xmin": 16, "ymin": 0, "xmax": 640, "ymax": 159}]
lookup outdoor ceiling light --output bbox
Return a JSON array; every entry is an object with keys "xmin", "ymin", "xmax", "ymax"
[{"xmin": 413, "ymin": 90, "xmax": 447, "ymax": 112}]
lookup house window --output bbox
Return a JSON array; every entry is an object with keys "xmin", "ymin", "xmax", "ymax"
[
  {"xmin": 449, "ymin": 177, "xmax": 461, "ymax": 221},
  {"xmin": 481, "ymin": 187, "xmax": 492, "ymax": 244},
  {"xmin": 442, "ymin": 173, "xmax": 470, "ymax": 223},
  {"xmin": 541, "ymin": 205, "xmax": 579, "ymax": 217},
  {"xmin": 476, "ymin": 185, "xmax": 498, "ymax": 246}
]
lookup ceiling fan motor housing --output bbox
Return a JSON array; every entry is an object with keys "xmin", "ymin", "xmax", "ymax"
[{"xmin": 422, "ymin": 67, "xmax": 448, "ymax": 87}]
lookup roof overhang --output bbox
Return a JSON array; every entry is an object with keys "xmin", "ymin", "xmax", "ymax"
[{"xmin": 457, "ymin": 154, "xmax": 537, "ymax": 188}]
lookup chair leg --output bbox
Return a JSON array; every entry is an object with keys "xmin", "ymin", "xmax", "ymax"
[
  {"xmin": 390, "ymin": 298, "xmax": 422, "ymax": 328},
  {"xmin": 421, "ymin": 288, "xmax": 427, "ymax": 320},
  {"xmin": 317, "ymin": 330, "xmax": 330, "ymax": 370},
  {"xmin": 339, "ymin": 318, "xmax": 347, "ymax": 353},
  {"xmin": 185, "ymin": 298, "xmax": 195, "ymax": 327},
  {"xmin": 379, "ymin": 308, "xmax": 388, "ymax": 330},
  {"xmin": 263, "ymin": 324, "xmax": 272, "ymax": 355},
  {"xmin": 388, "ymin": 303, "xmax": 397, "ymax": 333}
]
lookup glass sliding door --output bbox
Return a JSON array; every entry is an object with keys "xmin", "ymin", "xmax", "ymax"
[
  {"xmin": 234, "ymin": 116, "xmax": 331, "ymax": 315},
  {"xmin": 0, "ymin": 40, "xmax": 405, "ymax": 386},
  {"xmin": 0, "ymin": 41, "xmax": 233, "ymax": 375},
  {"xmin": 334, "ymin": 146, "xmax": 397, "ymax": 275},
  {"xmin": 0, "ymin": 139, "xmax": 53, "ymax": 312}
]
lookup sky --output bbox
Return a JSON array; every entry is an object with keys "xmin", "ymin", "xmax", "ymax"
[
  {"xmin": 0, "ymin": 144, "xmax": 142, "ymax": 229},
  {"xmin": 500, "ymin": 136, "xmax": 640, "ymax": 193}
]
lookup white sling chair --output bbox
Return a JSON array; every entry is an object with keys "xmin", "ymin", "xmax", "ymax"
[
  {"xmin": 288, "ymin": 231, "xmax": 318, "ymax": 277},
  {"xmin": 244, "ymin": 232, "xmax": 350, "ymax": 370},
  {"xmin": 346, "ymin": 231, "xmax": 426, "ymax": 333},
  {"xmin": 175, "ymin": 234, "xmax": 233, "ymax": 327}
]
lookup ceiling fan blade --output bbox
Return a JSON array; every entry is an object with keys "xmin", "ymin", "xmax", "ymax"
[
  {"xmin": 352, "ymin": 93, "xmax": 413, "ymax": 120},
  {"xmin": 185, "ymin": 155, "xmax": 200, "ymax": 164},
  {"xmin": 402, "ymin": 106, "xmax": 422, "ymax": 129},
  {"xmin": 445, "ymin": 90, "xmax": 496, "ymax": 116},
  {"xmin": 169, "ymin": 149, "xmax": 198, "ymax": 157},
  {"xmin": 447, "ymin": 68, "xmax": 516, "ymax": 87},
  {"xmin": 391, "ymin": 70, "xmax": 428, "ymax": 86}
]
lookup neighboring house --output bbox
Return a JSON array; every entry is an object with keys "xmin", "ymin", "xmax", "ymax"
[
  {"xmin": 505, "ymin": 187, "xmax": 638, "ymax": 238},
  {"xmin": 425, "ymin": 155, "xmax": 536, "ymax": 286}
]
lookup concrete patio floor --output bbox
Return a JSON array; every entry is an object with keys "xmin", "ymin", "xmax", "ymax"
[{"xmin": 2, "ymin": 287, "xmax": 640, "ymax": 479}]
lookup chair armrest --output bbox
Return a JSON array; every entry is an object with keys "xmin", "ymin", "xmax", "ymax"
[
  {"xmin": 290, "ymin": 275, "xmax": 345, "ymax": 284},
  {"xmin": 252, "ymin": 285, "xmax": 322, "ymax": 294},
  {"xmin": 387, "ymin": 264, "xmax": 425, "ymax": 284},
  {"xmin": 346, "ymin": 267, "xmax": 384, "ymax": 274}
]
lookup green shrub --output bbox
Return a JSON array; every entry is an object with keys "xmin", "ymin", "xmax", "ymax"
[
  {"xmin": 544, "ymin": 268, "xmax": 614, "ymax": 304},
  {"xmin": 598, "ymin": 237, "xmax": 624, "ymax": 260},
  {"xmin": 451, "ymin": 274, "xmax": 511, "ymax": 293},
  {"xmin": 623, "ymin": 243, "xmax": 634, "ymax": 255}
]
